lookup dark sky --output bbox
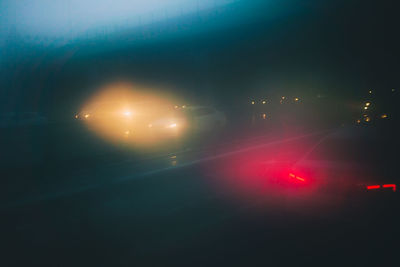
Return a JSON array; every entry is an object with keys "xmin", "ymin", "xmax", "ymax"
[{"xmin": 0, "ymin": 0, "xmax": 398, "ymax": 114}]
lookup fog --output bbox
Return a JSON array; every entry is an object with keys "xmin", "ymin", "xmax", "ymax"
[{"xmin": 1, "ymin": 0, "xmax": 235, "ymax": 43}]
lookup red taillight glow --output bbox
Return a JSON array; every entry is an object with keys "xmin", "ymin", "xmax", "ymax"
[
  {"xmin": 383, "ymin": 184, "xmax": 396, "ymax": 192},
  {"xmin": 366, "ymin": 185, "xmax": 380, "ymax": 190},
  {"xmin": 289, "ymin": 173, "xmax": 305, "ymax": 182},
  {"xmin": 366, "ymin": 184, "xmax": 397, "ymax": 192}
]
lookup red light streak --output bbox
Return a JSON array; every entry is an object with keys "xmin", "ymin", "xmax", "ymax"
[
  {"xmin": 383, "ymin": 184, "xmax": 396, "ymax": 192},
  {"xmin": 366, "ymin": 185, "xmax": 380, "ymax": 190},
  {"xmin": 289, "ymin": 173, "xmax": 305, "ymax": 182}
]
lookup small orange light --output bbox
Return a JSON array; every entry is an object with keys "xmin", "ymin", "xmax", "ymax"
[{"xmin": 381, "ymin": 114, "xmax": 388, "ymax": 119}]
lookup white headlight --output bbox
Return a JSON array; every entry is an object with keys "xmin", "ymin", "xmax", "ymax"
[
  {"xmin": 123, "ymin": 111, "xmax": 132, "ymax": 117},
  {"xmin": 167, "ymin": 123, "xmax": 177, "ymax": 128}
]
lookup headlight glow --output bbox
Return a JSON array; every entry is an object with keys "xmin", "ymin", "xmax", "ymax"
[
  {"xmin": 123, "ymin": 110, "xmax": 132, "ymax": 117},
  {"xmin": 167, "ymin": 123, "xmax": 177, "ymax": 128}
]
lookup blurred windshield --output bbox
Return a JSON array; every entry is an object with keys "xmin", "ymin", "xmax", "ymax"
[{"xmin": 1, "ymin": 1, "xmax": 399, "ymax": 266}]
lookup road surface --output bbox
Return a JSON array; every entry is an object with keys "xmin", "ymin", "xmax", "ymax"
[{"xmin": 3, "ymin": 128, "xmax": 399, "ymax": 266}]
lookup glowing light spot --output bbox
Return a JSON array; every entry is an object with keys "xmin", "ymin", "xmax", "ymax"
[
  {"xmin": 366, "ymin": 185, "xmax": 380, "ymax": 190},
  {"xmin": 289, "ymin": 173, "xmax": 305, "ymax": 182},
  {"xmin": 364, "ymin": 117, "xmax": 370, "ymax": 122},
  {"xmin": 369, "ymin": 90, "xmax": 372, "ymax": 94},
  {"xmin": 75, "ymin": 115, "xmax": 79, "ymax": 119},
  {"xmin": 123, "ymin": 110, "xmax": 132, "ymax": 116},
  {"xmin": 364, "ymin": 106, "xmax": 368, "ymax": 110},
  {"xmin": 84, "ymin": 114, "xmax": 90, "ymax": 119},
  {"xmin": 365, "ymin": 102, "xmax": 371, "ymax": 106},
  {"xmin": 262, "ymin": 100, "xmax": 266, "ymax": 104},
  {"xmin": 262, "ymin": 113, "xmax": 267, "ymax": 119},
  {"xmin": 174, "ymin": 105, "xmax": 179, "ymax": 109},
  {"xmin": 167, "ymin": 123, "xmax": 177, "ymax": 128},
  {"xmin": 383, "ymin": 184, "xmax": 396, "ymax": 192},
  {"xmin": 356, "ymin": 119, "xmax": 361, "ymax": 124},
  {"xmin": 294, "ymin": 97, "xmax": 299, "ymax": 102},
  {"xmin": 251, "ymin": 101, "xmax": 255, "ymax": 105},
  {"xmin": 182, "ymin": 105, "xmax": 186, "ymax": 109},
  {"xmin": 381, "ymin": 114, "xmax": 388, "ymax": 119}
]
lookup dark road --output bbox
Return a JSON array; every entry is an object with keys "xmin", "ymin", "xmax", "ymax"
[{"xmin": 4, "ymin": 128, "xmax": 399, "ymax": 266}]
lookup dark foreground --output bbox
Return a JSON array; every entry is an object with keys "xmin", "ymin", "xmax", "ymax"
[{"xmin": 2, "ymin": 123, "xmax": 399, "ymax": 267}]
